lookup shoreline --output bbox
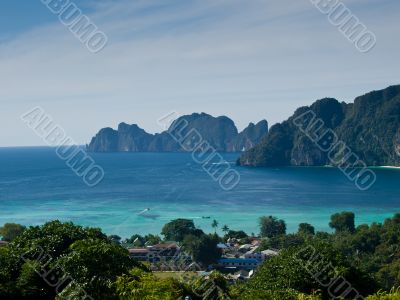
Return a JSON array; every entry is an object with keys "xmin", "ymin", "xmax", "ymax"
[{"xmin": 373, "ymin": 166, "xmax": 400, "ymax": 169}]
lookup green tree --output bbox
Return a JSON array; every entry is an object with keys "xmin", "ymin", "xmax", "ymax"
[
  {"xmin": 191, "ymin": 271, "xmax": 231, "ymax": 300},
  {"xmin": 222, "ymin": 225, "xmax": 229, "ymax": 236},
  {"xmin": 298, "ymin": 223, "xmax": 315, "ymax": 235},
  {"xmin": 211, "ymin": 219, "xmax": 219, "ymax": 233},
  {"xmin": 259, "ymin": 216, "xmax": 286, "ymax": 238},
  {"xmin": 126, "ymin": 234, "xmax": 145, "ymax": 247},
  {"xmin": 182, "ymin": 234, "xmax": 221, "ymax": 266},
  {"xmin": 366, "ymin": 287, "xmax": 400, "ymax": 300},
  {"xmin": 0, "ymin": 223, "xmax": 26, "ymax": 242},
  {"xmin": 224, "ymin": 230, "xmax": 248, "ymax": 240},
  {"xmin": 161, "ymin": 219, "xmax": 201, "ymax": 242},
  {"xmin": 258, "ymin": 233, "xmax": 305, "ymax": 251},
  {"xmin": 240, "ymin": 241, "xmax": 375, "ymax": 299},
  {"xmin": 329, "ymin": 211, "xmax": 355, "ymax": 233},
  {"xmin": 57, "ymin": 238, "xmax": 138, "ymax": 299},
  {"xmin": 144, "ymin": 234, "xmax": 161, "ymax": 246},
  {"xmin": 0, "ymin": 221, "xmax": 140, "ymax": 300},
  {"xmin": 376, "ymin": 259, "xmax": 400, "ymax": 291},
  {"xmin": 115, "ymin": 267, "xmax": 187, "ymax": 300},
  {"xmin": 16, "ymin": 260, "xmax": 52, "ymax": 299},
  {"xmin": 108, "ymin": 234, "xmax": 122, "ymax": 244}
]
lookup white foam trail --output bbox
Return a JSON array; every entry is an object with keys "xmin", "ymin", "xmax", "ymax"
[{"xmin": 137, "ymin": 208, "xmax": 150, "ymax": 215}]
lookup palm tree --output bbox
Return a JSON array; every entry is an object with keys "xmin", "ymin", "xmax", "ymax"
[
  {"xmin": 222, "ymin": 225, "xmax": 229, "ymax": 235},
  {"xmin": 211, "ymin": 219, "xmax": 219, "ymax": 233}
]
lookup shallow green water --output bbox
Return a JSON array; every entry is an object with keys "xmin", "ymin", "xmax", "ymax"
[{"xmin": 0, "ymin": 147, "xmax": 399, "ymax": 238}]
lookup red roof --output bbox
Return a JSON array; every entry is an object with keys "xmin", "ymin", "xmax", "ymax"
[{"xmin": 128, "ymin": 248, "xmax": 150, "ymax": 254}]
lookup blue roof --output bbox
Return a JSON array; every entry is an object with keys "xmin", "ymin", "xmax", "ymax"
[{"xmin": 218, "ymin": 258, "xmax": 259, "ymax": 263}]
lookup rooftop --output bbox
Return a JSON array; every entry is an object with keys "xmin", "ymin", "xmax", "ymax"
[
  {"xmin": 152, "ymin": 243, "xmax": 178, "ymax": 249},
  {"xmin": 261, "ymin": 249, "xmax": 279, "ymax": 256},
  {"xmin": 128, "ymin": 248, "xmax": 150, "ymax": 254},
  {"xmin": 218, "ymin": 258, "xmax": 259, "ymax": 263}
]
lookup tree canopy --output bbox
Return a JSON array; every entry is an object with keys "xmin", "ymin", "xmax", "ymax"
[
  {"xmin": 1, "ymin": 212, "xmax": 400, "ymax": 299},
  {"xmin": 329, "ymin": 211, "xmax": 355, "ymax": 233},
  {"xmin": 0, "ymin": 221, "xmax": 141, "ymax": 299},
  {"xmin": 298, "ymin": 223, "xmax": 315, "ymax": 235},
  {"xmin": 0, "ymin": 223, "xmax": 26, "ymax": 242},
  {"xmin": 161, "ymin": 219, "xmax": 203, "ymax": 242},
  {"xmin": 182, "ymin": 234, "xmax": 221, "ymax": 266},
  {"xmin": 259, "ymin": 216, "xmax": 286, "ymax": 238}
]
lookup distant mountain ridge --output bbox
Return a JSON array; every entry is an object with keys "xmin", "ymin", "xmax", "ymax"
[
  {"xmin": 238, "ymin": 85, "xmax": 400, "ymax": 167},
  {"xmin": 87, "ymin": 113, "xmax": 268, "ymax": 153}
]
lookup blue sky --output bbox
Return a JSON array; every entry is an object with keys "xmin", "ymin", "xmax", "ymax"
[
  {"xmin": 0, "ymin": 1, "xmax": 92, "ymax": 39},
  {"xmin": 1, "ymin": 0, "xmax": 399, "ymax": 146}
]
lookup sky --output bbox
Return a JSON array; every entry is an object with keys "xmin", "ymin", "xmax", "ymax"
[{"xmin": 0, "ymin": 0, "xmax": 399, "ymax": 147}]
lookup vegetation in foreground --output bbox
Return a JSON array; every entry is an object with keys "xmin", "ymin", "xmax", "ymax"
[{"xmin": 0, "ymin": 212, "xmax": 399, "ymax": 299}]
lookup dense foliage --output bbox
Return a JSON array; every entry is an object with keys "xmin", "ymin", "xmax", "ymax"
[
  {"xmin": 242, "ymin": 241, "xmax": 376, "ymax": 299},
  {"xmin": 255, "ymin": 213, "xmax": 400, "ymax": 298},
  {"xmin": 115, "ymin": 268, "xmax": 186, "ymax": 300},
  {"xmin": 224, "ymin": 229, "xmax": 248, "ymax": 240},
  {"xmin": 366, "ymin": 288, "xmax": 400, "ymax": 299},
  {"xmin": 1, "ymin": 213, "xmax": 400, "ymax": 299},
  {"xmin": 124, "ymin": 234, "xmax": 161, "ymax": 247},
  {"xmin": 182, "ymin": 234, "xmax": 221, "ymax": 266},
  {"xmin": 0, "ymin": 221, "xmax": 140, "ymax": 299}
]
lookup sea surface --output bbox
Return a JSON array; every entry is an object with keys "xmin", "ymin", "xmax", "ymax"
[{"xmin": 0, "ymin": 147, "xmax": 399, "ymax": 238}]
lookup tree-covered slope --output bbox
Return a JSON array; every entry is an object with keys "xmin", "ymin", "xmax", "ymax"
[{"xmin": 239, "ymin": 85, "xmax": 400, "ymax": 167}]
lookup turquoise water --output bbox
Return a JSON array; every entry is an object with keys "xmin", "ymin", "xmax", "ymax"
[{"xmin": 0, "ymin": 147, "xmax": 399, "ymax": 238}]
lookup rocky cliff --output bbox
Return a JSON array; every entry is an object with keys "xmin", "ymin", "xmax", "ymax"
[
  {"xmin": 87, "ymin": 113, "xmax": 268, "ymax": 153},
  {"xmin": 238, "ymin": 85, "xmax": 400, "ymax": 167}
]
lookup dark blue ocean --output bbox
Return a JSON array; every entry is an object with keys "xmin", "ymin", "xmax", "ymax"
[{"xmin": 0, "ymin": 147, "xmax": 399, "ymax": 238}]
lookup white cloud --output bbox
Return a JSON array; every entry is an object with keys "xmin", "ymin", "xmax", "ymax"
[{"xmin": 0, "ymin": 0, "xmax": 399, "ymax": 146}]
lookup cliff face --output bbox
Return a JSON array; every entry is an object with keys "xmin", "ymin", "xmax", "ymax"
[
  {"xmin": 230, "ymin": 120, "xmax": 269, "ymax": 152},
  {"xmin": 87, "ymin": 113, "xmax": 268, "ymax": 153},
  {"xmin": 87, "ymin": 128, "xmax": 118, "ymax": 152},
  {"xmin": 168, "ymin": 113, "xmax": 239, "ymax": 152},
  {"xmin": 239, "ymin": 85, "xmax": 400, "ymax": 167},
  {"xmin": 117, "ymin": 123, "xmax": 154, "ymax": 152},
  {"xmin": 395, "ymin": 130, "xmax": 400, "ymax": 158}
]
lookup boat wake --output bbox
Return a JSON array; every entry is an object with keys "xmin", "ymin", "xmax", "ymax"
[{"xmin": 137, "ymin": 208, "xmax": 160, "ymax": 220}]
